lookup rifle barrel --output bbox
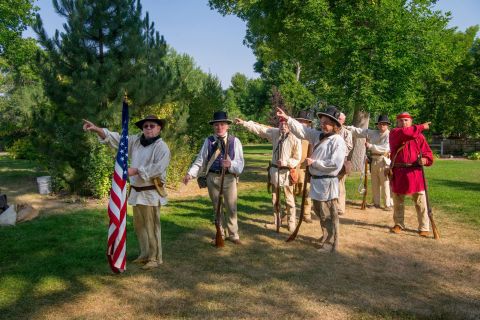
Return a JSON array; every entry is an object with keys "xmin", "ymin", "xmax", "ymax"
[
  {"xmin": 360, "ymin": 157, "xmax": 368, "ymax": 210},
  {"xmin": 214, "ymin": 138, "xmax": 229, "ymax": 248},
  {"xmin": 420, "ymin": 162, "xmax": 440, "ymax": 240},
  {"xmin": 286, "ymin": 146, "xmax": 311, "ymax": 242}
]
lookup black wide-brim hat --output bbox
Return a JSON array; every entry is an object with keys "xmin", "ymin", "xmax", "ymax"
[
  {"xmin": 209, "ymin": 111, "xmax": 233, "ymax": 125},
  {"xmin": 135, "ymin": 115, "xmax": 166, "ymax": 130},
  {"xmin": 295, "ymin": 110, "xmax": 313, "ymax": 123},
  {"xmin": 375, "ymin": 114, "xmax": 391, "ymax": 125},
  {"xmin": 317, "ymin": 106, "xmax": 341, "ymax": 127}
]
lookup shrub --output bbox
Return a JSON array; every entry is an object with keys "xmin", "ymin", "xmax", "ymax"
[
  {"xmin": 5, "ymin": 138, "xmax": 41, "ymax": 160},
  {"xmin": 166, "ymin": 137, "xmax": 195, "ymax": 189},
  {"xmin": 82, "ymin": 142, "xmax": 115, "ymax": 198},
  {"xmin": 467, "ymin": 151, "xmax": 480, "ymax": 160}
]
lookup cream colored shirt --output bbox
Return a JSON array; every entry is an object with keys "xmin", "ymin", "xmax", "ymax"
[
  {"xmin": 242, "ymin": 121, "xmax": 301, "ymax": 187},
  {"xmin": 340, "ymin": 126, "xmax": 354, "ymax": 157},
  {"xmin": 287, "ymin": 117, "xmax": 346, "ymax": 201},
  {"xmin": 346, "ymin": 126, "xmax": 390, "ymax": 158},
  {"xmin": 100, "ymin": 129, "xmax": 171, "ymax": 206}
]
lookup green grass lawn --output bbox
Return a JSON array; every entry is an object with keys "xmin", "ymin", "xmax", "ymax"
[
  {"xmin": 0, "ymin": 153, "xmax": 48, "ymax": 186},
  {"xmin": 0, "ymin": 147, "xmax": 479, "ymax": 319}
]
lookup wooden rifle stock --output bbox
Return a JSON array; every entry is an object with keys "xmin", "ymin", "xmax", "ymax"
[
  {"xmin": 214, "ymin": 138, "xmax": 229, "ymax": 247},
  {"xmin": 420, "ymin": 153, "xmax": 440, "ymax": 240},
  {"xmin": 286, "ymin": 143, "xmax": 312, "ymax": 242},
  {"xmin": 360, "ymin": 157, "xmax": 368, "ymax": 210}
]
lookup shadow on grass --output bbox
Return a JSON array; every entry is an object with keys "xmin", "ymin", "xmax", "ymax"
[{"xmin": 429, "ymin": 179, "xmax": 480, "ymax": 192}]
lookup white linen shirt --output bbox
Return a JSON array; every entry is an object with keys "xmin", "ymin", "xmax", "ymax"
[
  {"xmin": 287, "ymin": 117, "xmax": 346, "ymax": 201},
  {"xmin": 187, "ymin": 133, "xmax": 244, "ymax": 178},
  {"xmin": 241, "ymin": 121, "xmax": 301, "ymax": 187},
  {"xmin": 100, "ymin": 129, "xmax": 171, "ymax": 206},
  {"xmin": 346, "ymin": 126, "xmax": 390, "ymax": 159}
]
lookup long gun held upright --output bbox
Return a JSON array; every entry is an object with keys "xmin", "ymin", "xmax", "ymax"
[
  {"xmin": 286, "ymin": 143, "xmax": 313, "ymax": 242},
  {"xmin": 419, "ymin": 152, "xmax": 440, "ymax": 240},
  {"xmin": 275, "ymin": 133, "xmax": 284, "ymax": 233},
  {"xmin": 214, "ymin": 138, "xmax": 229, "ymax": 247},
  {"xmin": 360, "ymin": 156, "xmax": 369, "ymax": 210}
]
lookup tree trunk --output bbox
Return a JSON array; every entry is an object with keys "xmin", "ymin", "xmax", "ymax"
[
  {"xmin": 295, "ymin": 61, "xmax": 301, "ymax": 82},
  {"xmin": 350, "ymin": 109, "xmax": 370, "ymax": 172}
]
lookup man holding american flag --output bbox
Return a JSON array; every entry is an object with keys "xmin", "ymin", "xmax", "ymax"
[{"xmin": 83, "ymin": 112, "xmax": 170, "ymax": 271}]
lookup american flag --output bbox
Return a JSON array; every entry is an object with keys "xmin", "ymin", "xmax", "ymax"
[{"xmin": 107, "ymin": 100, "xmax": 129, "ymax": 273}]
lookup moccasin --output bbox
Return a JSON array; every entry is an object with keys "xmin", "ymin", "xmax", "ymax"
[
  {"xmin": 142, "ymin": 261, "xmax": 159, "ymax": 270},
  {"xmin": 390, "ymin": 225, "xmax": 402, "ymax": 234},
  {"xmin": 419, "ymin": 231, "xmax": 429, "ymax": 238}
]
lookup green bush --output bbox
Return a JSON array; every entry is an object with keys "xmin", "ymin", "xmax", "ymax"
[
  {"xmin": 82, "ymin": 142, "xmax": 115, "ymax": 198},
  {"xmin": 166, "ymin": 137, "xmax": 195, "ymax": 189},
  {"xmin": 5, "ymin": 138, "xmax": 41, "ymax": 160},
  {"xmin": 467, "ymin": 151, "xmax": 480, "ymax": 160}
]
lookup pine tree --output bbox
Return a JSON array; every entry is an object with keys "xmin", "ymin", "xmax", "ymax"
[{"xmin": 33, "ymin": 0, "xmax": 172, "ymax": 195}]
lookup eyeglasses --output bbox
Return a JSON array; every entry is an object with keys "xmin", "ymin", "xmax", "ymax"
[{"xmin": 143, "ymin": 124, "xmax": 158, "ymax": 129}]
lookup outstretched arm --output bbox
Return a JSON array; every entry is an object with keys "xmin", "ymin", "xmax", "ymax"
[
  {"xmin": 235, "ymin": 117, "xmax": 275, "ymax": 142},
  {"xmin": 83, "ymin": 119, "xmax": 106, "ymax": 139}
]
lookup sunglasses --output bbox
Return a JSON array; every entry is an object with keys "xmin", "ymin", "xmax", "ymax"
[{"xmin": 143, "ymin": 124, "xmax": 158, "ymax": 129}]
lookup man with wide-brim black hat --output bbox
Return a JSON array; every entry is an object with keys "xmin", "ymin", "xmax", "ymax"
[
  {"xmin": 83, "ymin": 115, "xmax": 170, "ymax": 270},
  {"xmin": 183, "ymin": 111, "xmax": 245, "ymax": 244},
  {"xmin": 345, "ymin": 114, "xmax": 393, "ymax": 210},
  {"xmin": 276, "ymin": 106, "xmax": 346, "ymax": 253},
  {"xmin": 293, "ymin": 110, "xmax": 314, "ymax": 223}
]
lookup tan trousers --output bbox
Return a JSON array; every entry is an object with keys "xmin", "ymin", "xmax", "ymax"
[
  {"xmin": 133, "ymin": 205, "xmax": 162, "ymax": 264},
  {"xmin": 312, "ymin": 199, "xmax": 339, "ymax": 249},
  {"xmin": 393, "ymin": 192, "xmax": 430, "ymax": 231},
  {"xmin": 371, "ymin": 159, "xmax": 392, "ymax": 207},
  {"xmin": 207, "ymin": 173, "xmax": 239, "ymax": 240},
  {"xmin": 338, "ymin": 174, "xmax": 347, "ymax": 215},
  {"xmin": 272, "ymin": 184, "xmax": 296, "ymax": 230},
  {"xmin": 295, "ymin": 168, "xmax": 312, "ymax": 220}
]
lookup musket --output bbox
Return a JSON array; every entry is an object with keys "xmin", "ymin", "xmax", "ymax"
[
  {"xmin": 275, "ymin": 133, "xmax": 284, "ymax": 233},
  {"xmin": 360, "ymin": 156, "xmax": 369, "ymax": 210},
  {"xmin": 286, "ymin": 142, "xmax": 312, "ymax": 242},
  {"xmin": 419, "ymin": 152, "xmax": 440, "ymax": 240},
  {"xmin": 214, "ymin": 138, "xmax": 229, "ymax": 247}
]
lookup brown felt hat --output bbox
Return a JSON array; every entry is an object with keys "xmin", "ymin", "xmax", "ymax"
[{"xmin": 135, "ymin": 115, "xmax": 166, "ymax": 130}]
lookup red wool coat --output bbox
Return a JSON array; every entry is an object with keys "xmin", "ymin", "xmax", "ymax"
[{"xmin": 389, "ymin": 124, "xmax": 433, "ymax": 194}]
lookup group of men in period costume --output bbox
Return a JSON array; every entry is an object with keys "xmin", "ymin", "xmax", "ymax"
[{"xmin": 82, "ymin": 105, "xmax": 434, "ymax": 268}]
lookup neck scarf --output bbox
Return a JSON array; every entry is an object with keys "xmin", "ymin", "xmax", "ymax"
[{"xmin": 140, "ymin": 134, "xmax": 160, "ymax": 147}]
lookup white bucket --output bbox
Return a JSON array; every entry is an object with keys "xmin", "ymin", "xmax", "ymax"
[{"xmin": 36, "ymin": 176, "xmax": 52, "ymax": 195}]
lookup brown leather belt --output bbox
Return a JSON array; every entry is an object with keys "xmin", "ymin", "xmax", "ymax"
[
  {"xmin": 393, "ymin": 163, "xmax": 420, "ymax": 168},
  {"xmin": 131, "ymin": 185, "xmax": 156, "ymax": 191},
  {"xmin": 208, "ymin": 170, "xmax": 233, "ymax": 175},
  {"xmin": 311, "ymin": 175, "xmax": 336, "ymax": 179}
]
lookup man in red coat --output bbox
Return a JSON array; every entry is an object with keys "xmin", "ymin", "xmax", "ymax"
[{"xmin": 389, "ymin": 112, "xmax": 433, "ymax": 237}]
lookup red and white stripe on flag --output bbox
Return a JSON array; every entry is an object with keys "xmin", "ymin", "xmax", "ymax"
[{"xmin": 107, "ymin": 100, "xmax": 129, "ymax": 273}]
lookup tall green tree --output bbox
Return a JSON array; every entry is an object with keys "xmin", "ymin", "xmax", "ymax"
[
  {"xmin": 33, "ymin": 0, "xmax": 172, "ymax": 195},
  {"xmin": 210, "ymin": 0, "xmax": 456, "ymax": 120},
  {"xmin": 0, "ymin": 0, "xmax": 41, "ymax": 153},
  {"xmin": 187, "ymin": 74, "xmax": 224, "ymax": 149},
  {"xmin": 210, "ymin": 0, "xmax": 474, "ymax": 168},
  {"xmin": 421, "ymin": 29, "xmax": 480, "ymax": 139},
  {"xmin": 0, "ymin": 0, "xmax": 36, "ymax": 56}
]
